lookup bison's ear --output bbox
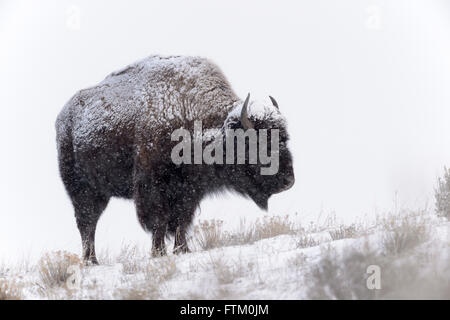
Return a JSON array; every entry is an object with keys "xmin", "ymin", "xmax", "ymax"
[
  {"xmin": 240, "ymin": 93, "xmax": 254, "ymax": 130},
  {"xmin": 269, "ymin": 96, "xmax": 279, "ymax": 109}
]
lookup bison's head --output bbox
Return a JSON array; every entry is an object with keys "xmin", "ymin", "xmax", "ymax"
[{"xmin": 223, "ymin": 94, "xmax": 295, "ymax": 210}]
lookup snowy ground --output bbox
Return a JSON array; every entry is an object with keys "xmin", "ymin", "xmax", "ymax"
[{"xmin": 1, "ymin": 211, "xmax": 449, "ymax": 300}]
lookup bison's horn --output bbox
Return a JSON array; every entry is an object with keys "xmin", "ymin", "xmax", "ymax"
[
  {"xmin": 240, "ymin": 93, "xmax": 254, "ymax": 130},
  {"xmin": 269, "ymin": 96, "xmax": 279, "ymax": 109}
]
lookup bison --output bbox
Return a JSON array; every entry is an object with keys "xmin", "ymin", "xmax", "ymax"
[{"xmin": 56, "ymin": 55, "xmax": 295, "ymax": 264}]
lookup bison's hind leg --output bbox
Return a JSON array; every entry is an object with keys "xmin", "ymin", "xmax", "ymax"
[
  {"xmin": 58, "ymin": 150, "xmax": 109, "ymax": 264},
  {"xmin": 72, "ymin": 191, "xmax": 109, "ymax": 265},
  {"xmin": 57, "ymin": 127, "xmax": 109, "ymax": 264}
]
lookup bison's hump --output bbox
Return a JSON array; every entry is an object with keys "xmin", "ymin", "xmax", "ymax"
[{"xmin": 57, "ymin": 55, "xmax": 240, "ymax": 148}]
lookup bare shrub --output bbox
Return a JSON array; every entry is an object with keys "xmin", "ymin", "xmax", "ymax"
[
  {"xmin": 225, "ymin": 215, "xmax": 296, "ymax": 246},
  {"xmin": 0, "ymin": 279, "xmax": 22, "ymax": 300},
  {"xmin": 115, "ymin": 283, "xmax": 161, "ymax": 300},
  {"xmin": 303, "ymin": 212, "xmax": 339, "ymax": 234},
  {"xmin": 381, "ymin": 215, "xmax": 430, "ymax": 256},
  {"xmin": 145, "ymin": 256, "xmax": 177, "ymax": 283},
  {"xmin": 114, "ymin": 256, "xmax": 177, "ymax": 300},
  {"xmin": 210, "ymin": 257, "xmax": 239, "ymax": 285},
  {"xmin": 306, "ymin": 244, "xmax": 381, "ymax": 300},
  {"xmin": 195, "ymin": 214, "xmax": 364, "ymax": 252},
  {"xmin": 329, "ymin": 224, "xmax": 360, "ymax": 240},
  {"xmin": 97, "ymin": 248, "xmax": 114, "ymax": 265},
  {"xmin": 117, "ymin": 244, "xmax": 145, "ymax": 274},
  {"xmin": 180, "ymin": 291, "xmax": 205, "ymax": 300},
  {"xmin": 194, "ymin": 219, "xmax": 227, "ymax": 250},
  {"xmin": 225, "ymin": 219, "xmax": 256, "ymax": 246},
  {"xmin": 379, "ymin": 256, "xmax": 450, "ymax": 299},
  {"xmin": 195, "ymin": 216, "xmax": 297, "ymax": 251},
  {"xmin": 213, "ymin": 287, "xmax": 234, "ymax": 299},
  {"xmin": 0, "ymin": 262, "xmax": 6, "ymax": 278},
  {"xmin": 213, "ymin": 261, "xmax": 236, "ymax": 285},
  {"xmin": 38, "ymin": 251, "xmax": 82, "ymax": 289},
  {"xmin": 288, "ymin": 253, "xmax": 308, "ymax": 269},
  {"xmin": 435, "ymin": 167, "xmax": 450, "ymax": 219},
  {"xmin": 253, "ymin": 215, "xmax": 296, "ymax": 240},
  {"xmin": 296, "ymin": 234, "xmax": 321, "ymax": 248},
  {"xmin": 203, "ymin": 254, "xmax": 251, "ymax": 285},
  {"xmin": 306, "ymin": 240, "xmax": 450, "ymax": 300}
]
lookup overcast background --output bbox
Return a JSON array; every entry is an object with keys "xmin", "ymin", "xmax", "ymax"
[{"xmin": 1, "ymin": 0, "xmax": 450, "ymax": 262}]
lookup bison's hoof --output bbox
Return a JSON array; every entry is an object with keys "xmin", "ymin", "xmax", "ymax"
[
  {"xmin": 84, "ymin": 258, "xmax": 99, "ymax": 266},
  {"xmin": 173, "ymin": 245, "xmax": 191, "ymax": 255},
  {"xmin": 151, "ymin": 248, "xmax": 167, "ymax": 258}
]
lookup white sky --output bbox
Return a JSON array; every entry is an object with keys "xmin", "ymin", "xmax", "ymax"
[{"xmin": 1, "ymin": 0, "xmax": 450, "ymax": 262}]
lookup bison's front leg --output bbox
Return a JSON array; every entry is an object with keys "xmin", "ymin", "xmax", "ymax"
[
  {"xmin": 174, "ymin": 225, "xmax": 190, "ymax": 254},
  {"xmin": 169, "ymin": 198, "xmax": 198, "ymax": 254},
  {"xmin": 134, "ymin": 173, "xmax": 170, "ymax": 258},
  {"xmin": 151, "ymin": 224, "xmax": 167, "ymax": 257}
]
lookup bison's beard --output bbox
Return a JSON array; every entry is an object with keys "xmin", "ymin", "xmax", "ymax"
[{"xmin": 249, "ymin": 192, "xmax": 269, "ymax": 211}]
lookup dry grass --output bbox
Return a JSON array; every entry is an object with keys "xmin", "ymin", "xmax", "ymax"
[
  {"xmin": 193, "ymin": 214, "xmax": 370, "ymax": 252},
  {"xmin": 145, "ymin": 256, "xmax": 177, "ymax": 283},
  {"xmin": 306, "ymin": 211, "xmax": 447, "ymax": 300},
  {"xmin": 112, "ymin": 245, "xmax": 177, "ymax": 300},
  {"xmin": 194, "ymin": 215, "xmax": 297, "ymax": 251},
  {"xmin": 306, "ymin": 241, "xmax": 450, "ymax": 299},
  {"xmin": 379, "ymin": 255, "xmax": 450, "ymax": 299},
  {"xmin": 194, "ymin": 219, "xmax": 227, "ymax": 250},
  {"xmin": 208, "ymin": 256, "xmax": 246, "ymax": 285},
  {"xmin": 253, "ymin": 215, "xmax": 296, "ymax": 240},
  {"xmin": 302, "ymin": 212, "xmax": 342, "ymax": 234},
  {"xmin": 329, "ymin": 224, "xmax": 360, "ymax": 240},
  {"xmin": 117, "ymin": 244, "xmax": 145, "ymax": 275},
  {"xmin": 287, "ymin": 253, "xmax": 307, "ymax": 269},
  {"xmin": 0, "ymin": 262, "xmax": 6, "ymax": 278},
  {"xmin": 38, "ymin": 251, "xmax": 82, "ymax": 289},
  {"xmin": 97, "ymin": 248, "xmax": 114, "ymax": 265},
  {"xmin": 114, "ymin": 283, "xmax": 161, "ymax": 300},
  {"xmin": 226, "ymin": 219, "xmax": 257, "ymax": 246},
  {"xmin": 380, "ymin": 213, "xmax": 430, "ymax": 256},
  {"xmin": 195, "ymin": 251, "xmax": 256, "ymax": 289},
  {"xmin": 296, "ymin": 235, "xmax": 321, "ymax": 248},
  {"xmin": 435, "ymin": 167, "xmax": 450, "ymax": 219},
  {"xmin": 0, "ymin": 279, "xmax": 22, "ymax": 300},
  {"xmin": 306, "ymin": 244, "xmax": 380, "ymax": 300},
  {"xmin": 114, "ymin": 256, "xmax": 177, "ymax": 300},
  {"xmin": 1, "ymin": 210, "xmax": 446, "ymax": 300}
]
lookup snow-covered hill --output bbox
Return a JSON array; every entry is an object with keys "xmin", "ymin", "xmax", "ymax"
[{"xmin": 1, "ymin": 212, "xmax": 449, "ymax": 300}]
